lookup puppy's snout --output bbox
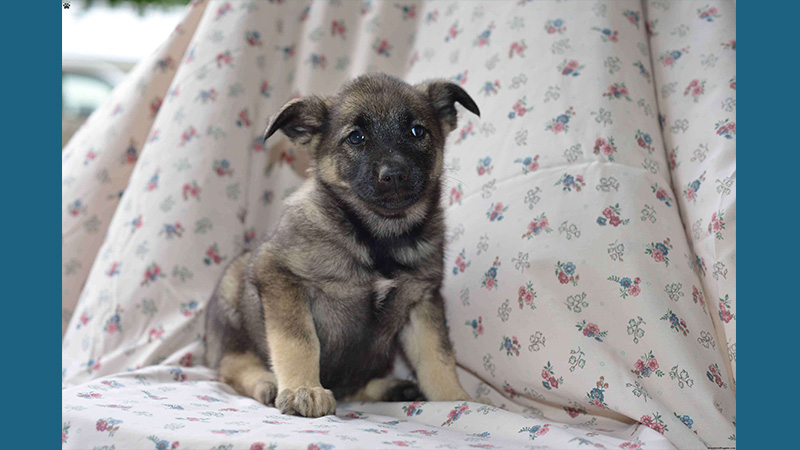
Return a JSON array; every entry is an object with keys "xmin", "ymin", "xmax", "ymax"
[{"xmin": 377, "ymin": 164, "xmax": 410, "ymax": 190}]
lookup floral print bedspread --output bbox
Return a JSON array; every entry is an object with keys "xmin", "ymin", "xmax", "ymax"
[{"xmin": 62, "ymin": 365, "xmax": 676, "ymax": 450}]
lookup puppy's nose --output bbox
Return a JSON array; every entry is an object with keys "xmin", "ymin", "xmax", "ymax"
[{"xmin": 377, "ymin": 164, "xmax": 410, "ymax": 189}]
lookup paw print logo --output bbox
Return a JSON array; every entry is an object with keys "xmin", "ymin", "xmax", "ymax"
[{"xmin": 63, "ymin": 1, "xmax": 71, "ymax": 9}]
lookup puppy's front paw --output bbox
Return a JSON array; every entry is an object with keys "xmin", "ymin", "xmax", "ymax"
[
  {"xmin": 276, "ymin": 386, "xmax": 336, "ymax": 417},
  {"xmin": 254, "ymin": 380, "xmax": 278, "ymax": 406}
]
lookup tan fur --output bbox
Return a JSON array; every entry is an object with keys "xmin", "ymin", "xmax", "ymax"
[
  {"xmin": 253, "ymin": 250, "xmax": 337, "ymax": 416},
  {"xmin": 341, "ymin": 376, "xmax": 405, "ymax": 402},
  {"xmin": 219, "ymin": 352, "xmax": 278, "ymax": 405},
  {"xmin": 400, "ymin": 301, "xmax": 471, "ymax": 402},
  {"xmin": 219, "ymin": 254, "xmax": 247, "ymax": 307}
]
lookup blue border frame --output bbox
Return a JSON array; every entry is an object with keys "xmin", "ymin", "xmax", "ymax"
[
  {"xmin": 0, "ymin": 0, "xmax": 786, "ymax": 445},
  {"xmin": 738, "ymin": 1, "xmax": 794, "ymax": 448},
  {"xmin": 3, "ymin": 1, "xmax": 61, "ymax": 444}
]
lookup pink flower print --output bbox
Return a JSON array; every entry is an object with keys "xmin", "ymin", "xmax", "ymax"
[
  {"xmin": 584, "ymin": 323, "xmax": 599, "ymax": 336},
  {"xmin": 485, "ymin": 277, "xmax": 495, "ymax": 289},
  {"xmin": 150, "ymin": 97, "xmax": 162, "ymax": 116},
  {"xmin": 595, "ymin": 137, "xmax": 607, "ymax": 148},
  {"xmin": 640, "ymin": 413, "xmax": 669, "ymax": 434},
  {"xmin": 509, "ymin": 40, "xmax": 527, "ymax": 58},
  {"xmin": 251, "ymin": 444, "xmax": 266, "ymax": 450},
  {"xmin": 662, "ymin": 55, "xmax": 674, "ymax": 66},
  {"xmin": 446, "ymin": 22, "xmax": 460, "ymax": 41},
  {"xmin": 215, "ymin": 2, "xmax": 231, "ymax": 20},
  {"xmin": 331, "ymin": 20, "xmax": 346, "ymax": 38},
  {"xmin": 374, "ymin": 39, "xmax": 391, "ymax": 57},
  {"xmin": 546, "ymin": 107, "xmax": 575, "ymax": 133},
  {"xmin": 646, "ymin": 358, "xmax": 659, "ymax": 372},
  {"xmin": 487, "ymin": 202, "xmax": 507, "ymax": 221},
  {"xmin": 179, "ymin": 352, "xmax": 194, "ymax": 367},
  {"xmin": 237, "ymin": 109, "xmax": 251, "ymax": 127},
  {"xmin": 629, "ymin": 285, "xmax": 641, "ymax": 296},
  {"xmin": 513, "ymin": 102, "xmax": 528, "ymax": 117},
  {"xmin": 216, "ymin": 51, "xmax": 233, "ymax": 68},
  {"xmin": 148, "ymin": 327, "xmax": 164, "ymax": 342},
  {"xmin": 652, "ymin": 250, "xmax": 664, "ymax": 262},
  {"xmin": 634, "ymin": 360, "xmax": 645, "ymax": 372},
  {"xmin": 141, "ymin": 263, "xmax": 165, "ymax": 286},
  {"xmin": 442, "ymin": 402, "xmax": 471, "ymax": 426},
  {"xmin": 180, "ymin": 126, "xmax": 198, "ymax": 146},
  {"xmin": 96, "ymin": 419, "xmax": 108, "ymax": 431},
  {"xmin": 558, "ymin": 272, "xmax": 569, "ymax": 284}
]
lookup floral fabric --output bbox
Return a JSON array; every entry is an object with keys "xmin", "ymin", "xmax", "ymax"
[
  {"xmin": 62, "ymin": 365, "xmax": 676, "ymax": 450},
  {"xmin": 61, "ymin": 1, "xmax": 208, "ymax": 337},
  {"xmin": 62, "ymin": 1, "xmax": 736, "ymax": 449},
  {"xmin": 645, "ymin": 0, "xmax": 737, "ymax": 388}
]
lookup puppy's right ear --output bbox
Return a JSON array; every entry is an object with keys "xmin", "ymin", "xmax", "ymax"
[{"xmin": 264, "ymin": 96, "xmax": 328, "ymax": 147}]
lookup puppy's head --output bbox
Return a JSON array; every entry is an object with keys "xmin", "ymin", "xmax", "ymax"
[{"xmin": 265, "ymin": 73, "xmax": 479, "ymax": 217}]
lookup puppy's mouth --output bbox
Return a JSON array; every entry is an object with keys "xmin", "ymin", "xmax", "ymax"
[{"xmin": 367, "ymin": 191, "xmax": 422, "ymax": 216}]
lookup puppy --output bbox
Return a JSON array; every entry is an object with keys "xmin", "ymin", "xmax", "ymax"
[{"xmin": 205, "ymin": 73, "xmax": 482, "ymax": 418}]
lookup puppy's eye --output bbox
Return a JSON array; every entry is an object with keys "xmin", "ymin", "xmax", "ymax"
[
  {"xmin": 411, "ymin": 125, "xmax": 425, "ymax": 138},
  {"xmin": 347, "ymin": 131, "xmax": 365, "ymax": 145}
]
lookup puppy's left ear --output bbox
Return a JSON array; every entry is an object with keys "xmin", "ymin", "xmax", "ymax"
[
  {"xmin": 264, "ymin": 96, "xmax": 328, "ymax": 148},
  {"xmin": 417, "ymin": 80, "xmax": 480, "ymax": 133}
]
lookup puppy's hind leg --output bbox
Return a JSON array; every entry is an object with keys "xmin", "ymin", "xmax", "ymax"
[
  {"xmin": 341, "ymin": 377, "xmax": 426, "ymax": 402},
  {"xmin": 219, "ymin": 352, "xmax": 278, "ymax": 406}
]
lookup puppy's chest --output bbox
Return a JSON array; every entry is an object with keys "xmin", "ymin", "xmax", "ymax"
[
  {"xmin": 314, "ymin": 276, "xmax": 402, "ymax": 325},
  {"xmin": 312, "ymin": 275, "xmax": 408, "ymax": 343}
]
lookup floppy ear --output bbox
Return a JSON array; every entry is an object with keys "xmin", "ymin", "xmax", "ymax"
[
  {"xmin": 417, "ymin": 80, "xmax": 480, "ymax": 133},
  {"xmin": 263, "ymin": 96, "xmax": 328, "ymax": 148}
]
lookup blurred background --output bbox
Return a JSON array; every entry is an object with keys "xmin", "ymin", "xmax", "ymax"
[{"xmin": 62, "ymin": 0, "xmax": 189, "ymax": 147}]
